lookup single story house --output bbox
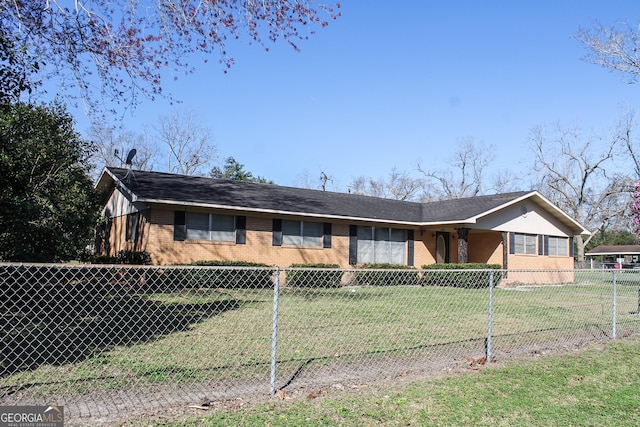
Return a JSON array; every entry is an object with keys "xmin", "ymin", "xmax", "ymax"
[
  {"xmin": 96, "ymin": 167, "xmax": 589, "ymax": 278},
  {"xmin": 585, "ymin": 245, "xmax": 640, "ymax": 269}
]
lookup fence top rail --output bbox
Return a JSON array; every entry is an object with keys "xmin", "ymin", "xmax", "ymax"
[
  {"xmin": 1, "ymin": 263, "xmax": 639, "ymax": 275},
  {"xmin": 0, "ymin": 263, "xmax": 268, "ymax": 270}
]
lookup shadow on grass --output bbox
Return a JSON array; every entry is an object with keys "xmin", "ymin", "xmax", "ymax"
[
  {"xmin": 0, "ymin": 277, "xmax": 244, "ymax": 377},
  {"xmin": 280, "ymin": 286, "xmax": 407, "ymax": 302}
]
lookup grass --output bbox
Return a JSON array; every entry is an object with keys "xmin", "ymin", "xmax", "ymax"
[
  {"xmin": 2, "ymin": 269, "xmax": 640, "ymax": 419},
  {"xmin": 127, "ymin": 337, "xmax": 640, "ymax": 426}
]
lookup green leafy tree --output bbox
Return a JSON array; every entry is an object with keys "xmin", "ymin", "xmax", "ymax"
[
  {"xmin": 210, "ymin": 156, "xmax": 273, "ymax": 183},
  {"xmin": 0, "ymin": 28, "xmax": 40, "ymax": 104},
  {"xmin": 585, "ymin": 229, "xmax": 639, "ymax": 252},
  {"xmin": 0, "ymin": 102, "xmax": 100, "ymax": 262}
]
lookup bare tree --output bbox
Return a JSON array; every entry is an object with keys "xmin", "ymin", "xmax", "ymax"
[
  {"xmin": 349, "ymin": 176, "xmax": 386, "ymax": 198},
  {"xmin": 575, "ymin": 21, "xmax": 640, "ymax": 84},
  {"xmin": 154, "ymin": 109, "xmax": 217, "ymax": 176},
  {"xmin": 574, "ymin": 19, "xmax": 640, "ymax": 176},
  {"xmin": 295, "ymin": 168, "xmax": 341, "ymax": 191},
  {"xmin": 573, "ymin": 21, "xmax": 640, "ymax": 245},
  {"xmin": 88, "ymin": 124, "xmax": 156, "ymax": 179},
  {"xmin": 489, "ymin": 169, "xmax": 526, "ymax": 194},
  {"xmin": 529, "ymin": 121, "xmax": 634, "ymax": 262},
  {"xmin": 418, "ymin": 137, "xmax": 497, "ymax": 201},
  {"xmin": 295, "ymin": 169, "xmax": 319, "ymax": 190},
  {"xmin": 387, "ymin": 168, "xmax": 424, "ymax": 201},
  {"xmin": 616, "ymin": 110, "xmax": 640, "ymax": 179},
  {"xmin": 349, "ymin": 167, "xmax": 424, "ymax": 201}
]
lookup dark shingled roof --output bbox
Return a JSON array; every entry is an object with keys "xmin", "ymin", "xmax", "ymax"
[
  {"xmin": 419, "ymin": 192, "xmax": 532, "ymax": 223},
  {"xmin": 98, "ymin": 167, "xmax": 534, "ymax": 225},
  {"xmin": 586, "ymin": 245, "xmax": 640, "ymax": 255}
]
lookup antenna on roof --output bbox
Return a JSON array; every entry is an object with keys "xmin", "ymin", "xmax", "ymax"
[{"xmin": 114, "ymin": 148, "xmax": 137, "ymax": 183}]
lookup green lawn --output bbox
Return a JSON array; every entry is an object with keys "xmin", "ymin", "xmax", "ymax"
[
  {"xmin": 124, "ymin": 337, "xmax": 640, "ymax": 426},
  {"xmin": 2, "ymin": 274, "xmax": 640, "ymax": 423}
]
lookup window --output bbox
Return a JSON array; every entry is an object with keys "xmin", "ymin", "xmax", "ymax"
[
  {"xmin": 548, "ymin": 236, "xmax": 568, "ymax": 256},
  {"xmin": 282, "ymin": 220, "xmax": 323, "ymax": 246},
  {"xmin": 185, "ymin": 213, "xmax": 235, "ymax": 242},
  {"xmin": 125, "ymin": 212, "xmax": 139, "ymax": 242},
  {"xmin": 357, "ymin": 226, "xmax": 406, "ymax": 264},
  {"xmin": 513, "ymin": 233, "xmax": 536, "ymax": 254}
]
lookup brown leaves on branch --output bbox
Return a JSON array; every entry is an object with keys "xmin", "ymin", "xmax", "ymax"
[{"xmin": 1, "ymin": 1, "xmax": 341, "ymax": 117}]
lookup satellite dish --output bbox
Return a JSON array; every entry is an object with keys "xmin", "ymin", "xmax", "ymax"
[
  {"xmin": 113, "ymin": 148, "xmax": 138, "ymax": 183},
  {"xmin": 125, "ymin": 149, "xmax": 137, "ymax": 165}
]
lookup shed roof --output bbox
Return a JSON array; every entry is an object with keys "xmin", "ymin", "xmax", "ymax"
[{"xmin": 585, "ymin": 245, "xmax": 640, "ymax": 256}]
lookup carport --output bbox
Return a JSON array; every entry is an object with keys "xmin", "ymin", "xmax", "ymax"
[{"xmin": 585, "ymin": 245, "xmax": 640, "ymax": 269}]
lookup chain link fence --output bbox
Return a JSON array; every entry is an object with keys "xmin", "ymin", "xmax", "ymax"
[{"xmin": 1, "ymin": 264, "xmax": 639, "ymax": 423}]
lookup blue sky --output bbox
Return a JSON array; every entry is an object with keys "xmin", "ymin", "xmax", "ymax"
[{"xmin": 72, "ymin": 1, "xmax": 640, "ymax": 191}]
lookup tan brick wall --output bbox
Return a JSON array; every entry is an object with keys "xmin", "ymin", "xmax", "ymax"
[
  {"xmin": 415, "ymin": 233, "xmax": 436, "ymax": 267},
  {"xmin": 468, "ymin": 231, "xmax": 504, "ymax": 265},
  {"xmin": 109, "ymin": 207, "xmax": 574, "ymax": 281},
  {"xmin": 503, "ymin": 253, "xmax": 574, "ymax": 284},
  {"xmin": 135, "ymin": 208, "xmax": 441, "ymax": 268},
  {"xmin": 142, "ymin": 208, "xmax": 355, "ymax": 267},
  {"xmin": 415, "ymin": 230, "xmax": 504, "ymax": 267},
  {"xmin": 507, "ymin": 254, "xmax": 574, "ymax": 270}
]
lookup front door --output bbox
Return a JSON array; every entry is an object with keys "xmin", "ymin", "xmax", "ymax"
[{"xmin": 436, "ymin": 232, "xmax": 450, "ymax": 264}]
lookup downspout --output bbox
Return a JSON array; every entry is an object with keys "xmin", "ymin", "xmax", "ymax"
[{"xmin": 502, "ymin": 231, "xmax": 509, "ymax": 279}]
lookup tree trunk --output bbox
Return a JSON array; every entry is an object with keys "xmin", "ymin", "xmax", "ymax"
[{"xmin": 575, "ymin": 234, "xmax": 585, "ymax": 264}]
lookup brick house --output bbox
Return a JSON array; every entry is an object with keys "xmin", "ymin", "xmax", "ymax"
[{"xmin": 96, "ymin": 167, "xmax": 589, "ymax": 272}]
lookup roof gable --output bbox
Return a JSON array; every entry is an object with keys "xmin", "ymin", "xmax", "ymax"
[
  {"xmin": 420, "ymin": 192, "xmax": 531, "ymax": 223},
  {"xmin": 98, "ymin": 167, "xmax": 589, "ymax": 234}
]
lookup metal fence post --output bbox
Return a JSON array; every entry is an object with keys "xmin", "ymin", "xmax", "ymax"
[
  {"xmin": 612, "ymin": 269, "xmax": 617, "ymax": 340},
  {"xmin": 270, "ymin": 267, "xmax": 280, "ymax": 395},
  {"xmin": 486, "ymin": 270, "xmax": 495, "ymax": 361}
]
